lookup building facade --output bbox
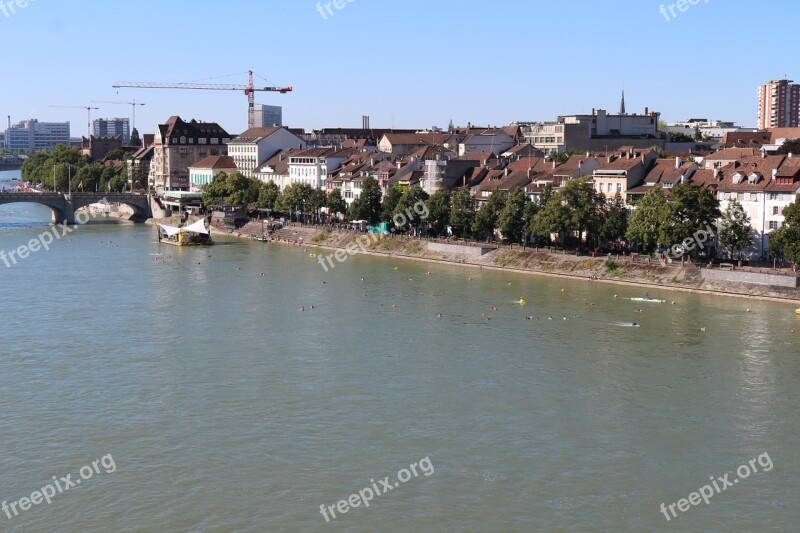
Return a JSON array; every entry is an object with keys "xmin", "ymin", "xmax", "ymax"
[
  {"xmin": 227, "ymin": 127, "xmax": 306, "ymax": 178},
  {"xmin": 188, "ymin": 155, "xmax": 238, "ymax": 190},
  {"xmin": 93, "ymin": 118, "xmax": 130, "ymax": 143},
  {"xmin": 151, "ymin": 116, "xmax": 231, "ymax": 191},
  {"xmin": 253, "ymin": 104, "xmax": 282, "ymax": 127},
  {"xmin": 4, "ymin": 119, "xmax": 71, "ymax": 151},
  {"xmin": 758, "ymin": 79, "xmax": 800, "ymax": 129}
]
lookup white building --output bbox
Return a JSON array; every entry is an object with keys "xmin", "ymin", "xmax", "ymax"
[
  {"xmin": 714, "ymin": 155, "xmax": 800, "ymax": 258},
  {"xmin": 287, "ymin": 148, "xmax": 351, "ymax": 189},
  {"xmin": 227, "ymin": 127, "xmax": 306, "ymax": 178},
  {"xmin": 188, "ymin": 155, "xmax": 237, "ymax": 190},
  {"xmin": 457, "ymin": 130, "xmax": 515, "ymax": 156},
  {"xmin": 4, "ymin": 119, "xmax": 71, "ymax": 151}
]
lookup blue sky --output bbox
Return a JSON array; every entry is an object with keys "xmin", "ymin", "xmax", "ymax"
[{"xmin": 1, "ymin": 0, "xmax": 797, "ymax": 136}]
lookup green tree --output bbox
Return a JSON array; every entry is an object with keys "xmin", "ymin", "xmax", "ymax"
[
  {"xmin": 660, "ymin": 182, "xmax": 720, "ymax": 257},
  {"xmin": 394, "ymin": 186, "xmax": 429, "ymax": 232},
  {"xmin": 129, "ymin": 128, "xmax": 141, "ymax": 147},
  {"xmin": 599, "ymin": 193, "xmax": 628, "ymax": 244},
  {"xmin": 348, "ymin": 176, "xmax": 382, "ymax": 224},
  {"xmin": 718, "ymin": 199, "xmax": 754, "ymax": 260},
  {"xmin": 539, "ymin": 183, "xmax": 554, "ymax": 207},
  {"xmin": 766, "ymin": 200, "xmax": 800, "ymax": 264},
  {"xmin": 626, "ymin": 188, "xmax": 668, "ymax": 252},
  {"xmin": 103, "ymin": 149, "xmax": 128, "ymax": 161},
  {"xmin": 381, "ymin": 184, "xmax": 403, "ymax": 222},
  {"xmin": 777, "ymin": 138, "xmax": 800, "ymax": 155},
  {"xmin": 325, "ymin": 188, "xmax": 347, "ymax": 219},
  {"xmin": 425, "ymin": 189, "xmax": 451, "ymax": 236},
  {"xmin": 256, "ymin": 181, "xmax": 280, "ymax": 210},
  {"xmin": 472, "ymin": 191, "xmax": 506, "ymax": 241},
  {"xmin": 450, "ymin": 188, "xmax": 475, "ymax": 238},
  {"xmin": 523, "ymin": 199, "xmax": 541, "ymax": 243},
  {"xmin": 694, "ymin": 124, "xmax": 702, "ymax": 141},
  {"xmin": 534, "ymin": 177, "xmax": 603, "ymax": 248},
  {"xmin": 669, "ymin": 131, "xmax": 694, "ymax": 143},
  {"xmin": 497, "ymin": 188, "xmax": 527, "ymax": 244}
]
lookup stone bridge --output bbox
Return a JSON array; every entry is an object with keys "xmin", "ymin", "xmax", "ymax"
[{"xmin": 0, "ymin": 192, "xmax": 153, "ymax": 224}]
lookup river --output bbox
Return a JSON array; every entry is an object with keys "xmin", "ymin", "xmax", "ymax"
[{"xmin": 0, "ymin": 168, "xmax": 798, "ymax": 531}]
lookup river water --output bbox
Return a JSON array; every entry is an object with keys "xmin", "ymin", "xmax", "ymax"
[{"xmin": 0, "ymin": 169, "xmax": 798, "ymax": 532}]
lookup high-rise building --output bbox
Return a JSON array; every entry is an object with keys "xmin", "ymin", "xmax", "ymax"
[
  {"xmin": 757, "ymin": 79, "xmax": 800, "ymax": 129},
  {"xmin": 93, "ymin": 117, "xmax": 130, "ymax": 143},
  {"xmin": 4, "ymin": 119, "xmax": 71, "ymax": 151},
  {"xmin": 253, "ymin": 104, "xmax": 282, "ymax": 127}
]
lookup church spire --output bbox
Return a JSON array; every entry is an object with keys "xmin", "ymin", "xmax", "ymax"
[{"xmin": 619, "ymin": 90, "xmax": 626, "ymax": 115}]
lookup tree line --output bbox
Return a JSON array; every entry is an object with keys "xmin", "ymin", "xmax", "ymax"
[{"xmin": 203, "ymin": 171, "xmax": 800, "ymax": 263}]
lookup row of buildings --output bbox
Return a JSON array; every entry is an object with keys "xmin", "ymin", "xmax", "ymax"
[{"xmin": 124, "ymin": 109, "xmax": 800, "ymax": 259}]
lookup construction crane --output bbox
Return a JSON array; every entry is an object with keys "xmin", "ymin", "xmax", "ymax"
[
  {"xmin": 49, "ymin": 105, "xmax": 99, "ymax": 138},
  {"xmin": 112, "ymin": 71, "xmax": 292, "ymax": 130},
  {"xmin": 90, "ymin": 99, "xmax": 146, "ymax": 130}
]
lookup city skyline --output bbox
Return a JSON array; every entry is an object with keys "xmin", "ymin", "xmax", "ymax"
[{"xmin": 1, "ymin": 0, "xmax": 799, "ymax": 135}]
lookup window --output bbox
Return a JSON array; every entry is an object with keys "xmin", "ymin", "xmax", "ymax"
[
  {"xmin": 750, "ymin": 193, "xmax": 758, "ymax": 201},
  {"xmin": 773, "ymin": 206, "xmax": 780, "ymax": 215},
  {"xmin": 769, "ymin": 221, "xmax": 778, "ymax": 230},
  {"xmin": 616, "ymin": 183, "xmax": 622, "ymax": 193},
  {"xmin": 769, "ymin": 192, "xmax": 778, "ymax": 200}
]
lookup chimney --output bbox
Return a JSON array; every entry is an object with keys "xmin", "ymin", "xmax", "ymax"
[
  {"xmin": 675, "ymin": 156, "xmax": 681, "ymax": 169},
  {"xmin": 713, "ymin": 167, "xmax": 720, "ymax": 180},
  {"xmin": 552, "ymin": 160, "xmax": 556, "ymax": 168},
  {"xmin": 607, "ymin": 155, "xmax": 612, "ymax": 163},
  {"xmin": 504, "ymin": 167, "xmax": 509, "ymax": 176},
  {"xmin": 789, "ymin": 152, "xmax": 794, "ymax": 158},
  {"xmin": 772, "ymin": 168, "xmax": 778, "ymax": 180},
  {"xmin": 645, "ymin": 107, "xmax": 649, "ymax": 115}
]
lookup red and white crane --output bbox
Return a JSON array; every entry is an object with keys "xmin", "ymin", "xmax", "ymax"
[{"xmin": 112, "ymin": 71, "xmax": 292, "ymax": 130}]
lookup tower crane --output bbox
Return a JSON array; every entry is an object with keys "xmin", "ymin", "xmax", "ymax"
[
  {"xmin": 112, "ymin": 71, "xmax": 292, "ymax": 130},
  {"xmin": 90, "ymin": 99, "xmax": 146, "ymax": 130},
  {"xmin": 49, "ymin": 105, "xmax": 100, "ymax": 138}
]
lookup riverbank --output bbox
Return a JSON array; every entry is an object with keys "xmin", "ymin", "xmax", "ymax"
[{"xmin": 204, "ymin": 220, "xmax": 800, "ymax": 304}]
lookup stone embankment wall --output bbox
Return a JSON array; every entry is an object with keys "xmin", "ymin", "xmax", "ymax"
[
  {"xmin": 427, "ymin": 242, "xmax": 492, "ymax": 257},
  {"xmin": 701, "ymin": 268, "xmax": 799, "ymax": 288}
]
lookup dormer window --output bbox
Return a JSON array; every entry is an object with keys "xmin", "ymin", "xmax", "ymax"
[
  {"xmin": 732, "ymin": 172, "xmax": 744, "ymax": 184},
  {"xmin": 747, "ymin": 173, "xmax": 760, "ymax": 184}
]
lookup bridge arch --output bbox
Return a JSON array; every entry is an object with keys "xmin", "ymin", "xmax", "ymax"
[
  {"xmin": 0, "ymin": 193, "xmax": 69, "ymax": 224},
  {"xmin": 70, "ymin": 193, "xmax": 151, "ymax": 222}
]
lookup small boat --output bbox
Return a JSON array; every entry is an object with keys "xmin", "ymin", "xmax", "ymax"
[
  {"xmin": 795, "ymin": 308, "xmax": 800, "ymax": 316},
  {"xmin": 518, "ymin": 298, "xmax": 526, "ymax": 305},
  {"xmin": 631, "ymin": 297, "xmax": 666, "ymax": 303},
  {"xmin": 253, "ymin": 235, "xmax": 269, "ymax": 242},
  {"xmin": 157, "ymin": 219, "xmax": 213, "ymax": 246}
]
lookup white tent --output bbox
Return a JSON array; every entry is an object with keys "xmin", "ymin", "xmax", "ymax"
[
  {"xmin": 158, "ymin": 224, "xmax": 181, "ymax": 237},
  {"xmin": 181, "ymin": 219, "xmax": 209, "ymax": 235}
]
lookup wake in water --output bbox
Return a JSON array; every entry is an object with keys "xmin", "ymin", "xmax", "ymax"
[{"xmin": 613, "ymin": 322, "xmax": 641, "ymax": 327}]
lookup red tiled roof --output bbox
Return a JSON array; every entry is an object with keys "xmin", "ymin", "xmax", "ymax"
[{"xmin": 190, "ymin": 155, "xmax": 236, "ymax": 170}]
